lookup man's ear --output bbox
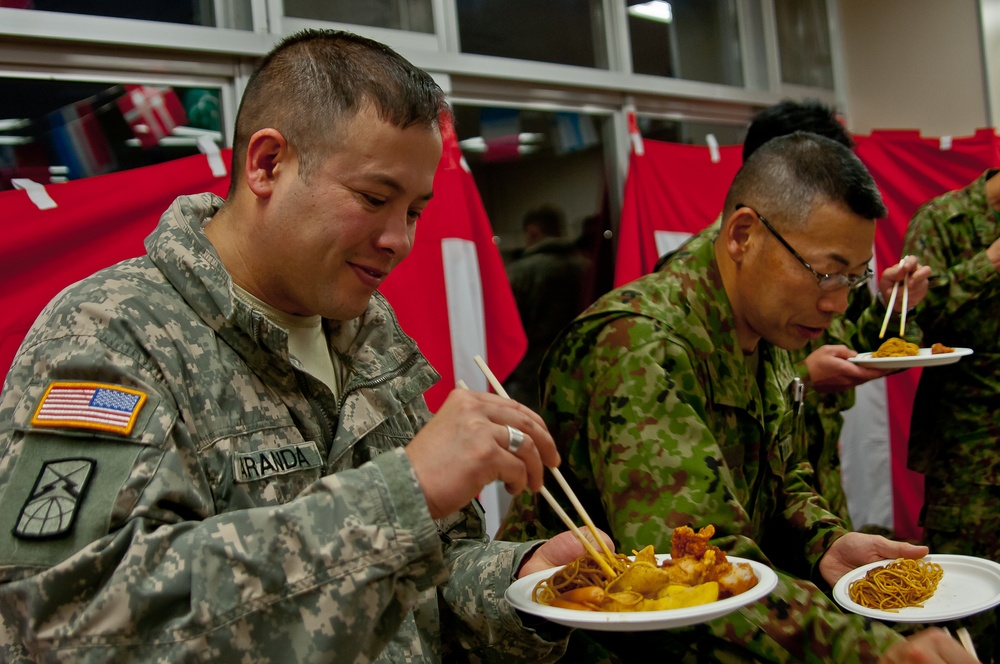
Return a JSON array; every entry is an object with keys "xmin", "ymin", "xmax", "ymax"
[
  {"xmin": 722, "ymin": 206, "xmax": 757, "ymax": 264},
  {"xmin": 244, "ymin": 128, "xmax": 289, "ymax": 198}
]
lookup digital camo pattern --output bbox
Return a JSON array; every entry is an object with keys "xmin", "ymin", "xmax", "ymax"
[
  {"xmin": 902, "ymin": 170, "xmax": 1000, "ymax": 658},
  {"xmin": 0, "ymin": 194, "xmax": 567, "ymax": 663},
  {"xmin": 497, "ymin": 229, "xmax": 904, "ymax": 662}
]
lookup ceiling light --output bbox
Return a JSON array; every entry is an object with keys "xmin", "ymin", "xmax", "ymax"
[{"xmin": 628, "ymin": 1, "xmax": 673, "ymax": 24}]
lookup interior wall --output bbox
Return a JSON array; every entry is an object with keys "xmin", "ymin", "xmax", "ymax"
[
  {"xmin": 471, "ymin": 149, "xmax": 607, "ymax": 253},
  {"xmin": 837, "ymin": 0, "xmax": 990, "ymax": 137}
]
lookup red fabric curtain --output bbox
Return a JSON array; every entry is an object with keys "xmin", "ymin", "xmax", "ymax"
[
  {"xmin": 0, "ymin": 151, "xmax": 232, "ymax": 382},
  {"xmin": 614, "ymin": 139, "xmax": 742, "ymax": 286},
  {"xmin": 0, "ymin": 130, "xmax": 525, "ymax": 414}
]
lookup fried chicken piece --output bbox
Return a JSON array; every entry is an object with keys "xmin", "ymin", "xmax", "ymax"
[
  {"xmin": 670, "ymin": 524, "xmax": 715, "ymax": 559},
  {"xmin": 662, "ymin": 524, "xmax": 759, "ymax": 598},
  {"xmin": 931, "ymin": 342, "xmax": 955, "ymax": 354}
]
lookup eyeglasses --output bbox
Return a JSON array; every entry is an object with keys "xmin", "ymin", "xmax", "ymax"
[{"xmin": 739, "ymin": 205, "xmax": 874, "ymax": 292}]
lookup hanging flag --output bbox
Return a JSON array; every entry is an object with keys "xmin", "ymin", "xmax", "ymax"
[
  {"xmin": 380, "ymin": 114, "xmax": 526, "ymax": 411},
  {"xmin": 479, "ymin": 107, "xmax": 521, "ymax": 163},
  {"xmin": 116, "ymin": 85, "xmax": 189, "ymax": 149},
  {"xmin": 46, "ymin": 100, "xmax": 117, "ymax": 180},
  {"xmin": 614, "ymin": 136, "xmax": 742, "ymax": 287}
]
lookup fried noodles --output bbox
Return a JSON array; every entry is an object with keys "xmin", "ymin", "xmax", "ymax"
[
  {"xmin": 847, "ymin": 558, "xmax": 944, "ymax": 611},
  {"xmin": 872, "ymin": 337, "xmax": 919, "ymax": 358}
]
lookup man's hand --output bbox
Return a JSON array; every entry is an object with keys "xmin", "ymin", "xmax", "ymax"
[
  {"xmin": 818, "ymin": 532, "xmax": 928, "ymax": 586},
  {"xmin": 879, "ymin": 627, "xmax": 981, "ymax": 663},
  {"xmin": 986, "ymin": 235, "xmax": 1000, "ymax": 273},
  {"xmin": 405, "ymin": 388, "xmax": 559, "ymax": 519},
  {"xmin": 804, "ymin": 344, "xmax": 890, "ymax": 392},
  {"xmin": 517, "ymin": 529, "xmax": 616, "ymax": 579},
  {"xmin": 878, "ymin": 255, "xmax": 932, "ymax": 311}
]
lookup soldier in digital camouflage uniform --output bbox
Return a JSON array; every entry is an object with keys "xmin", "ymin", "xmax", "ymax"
[
  {"xmin": 497, "ymin": 133, "xmax": 974, "ymax": 663},
  {"xmin": 904, "ymin": 168, "xmax": 1000, "ymax": 660},
  {"xmin": 0, "ymin": 30, "xmax": 594, "ymax": 663}
]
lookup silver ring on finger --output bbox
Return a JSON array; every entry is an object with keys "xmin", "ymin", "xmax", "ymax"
[{"xmin": 506, "ymin": 425, "xmax": 525, "ymax": 453}]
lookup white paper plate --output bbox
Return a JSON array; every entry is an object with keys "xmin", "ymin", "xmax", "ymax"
[
  {"xmin": 832, "ymin": 554, "xmax": 1000, "ymax": 623},
  {"xmin": 848, "ymin": 347, "xmax": 973, "ymax": 369},
  {"xmin": 505, "ymin": 554, "xmax": 778, "ymax": 631}
]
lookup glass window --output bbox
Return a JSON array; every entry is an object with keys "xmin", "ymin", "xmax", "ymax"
[
  {"xmin": 636, "ymin": 116, "xmax": 746, "ymax": 146},
  {"xmin": 0, "ymin": 77, "xmax": 224, "ymax": 189},
  {"xmin": 282, "ymin": 0, "xmax": 434, "ymax": 33},
  {"xmin": 775, "ymin": 0, "xmax": 834, "ymax": 89},
  {"xmin": 627, "ymin": 0, "xmax": 743, "ymax": 86},
  {"xmin": 457, "ymin": 0, "xmax": 609, "ymax": 69},
  {"xmin": 0, "ymin": 0, "xmax": 253, "ymax": 29}
]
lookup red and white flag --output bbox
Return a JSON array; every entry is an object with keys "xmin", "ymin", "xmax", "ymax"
[
  {"xmin": 380, "ymin": 114, "xmax": 526, "ymax": 411},
  {"xmin": 116, "ymin": 85, "xmax": 188, "ymax": 149}
]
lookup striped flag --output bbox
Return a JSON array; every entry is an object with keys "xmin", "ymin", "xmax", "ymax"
[
  {"xmin": 47, "ymin": 100, "xmax": 117, "ymax": 180},
  {"xmin": 31, "ymin": 382, "xmax": 147, "ymax": 436}
]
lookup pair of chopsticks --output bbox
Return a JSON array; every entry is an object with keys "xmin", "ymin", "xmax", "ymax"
[
  {"xmin": 943, "ymin": 626, "xmax": 977, "ymax": 659},
  {"xmin": 879, "ymin": 258, "xmax": 910, "ymax": 339},
  {"xmin": 463, "ymin": 355, "xmax": 621, "ymax": 579}
]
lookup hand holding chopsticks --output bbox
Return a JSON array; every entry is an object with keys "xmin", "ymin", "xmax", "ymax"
[{"xmin": 470, "ymin": 354, "xmax": 622, "ymax": 576}]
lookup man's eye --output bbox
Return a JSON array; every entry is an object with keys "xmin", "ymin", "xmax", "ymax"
[{"xmin": 363, "ymin": 194, "xmax": 386, "ymax": 207}]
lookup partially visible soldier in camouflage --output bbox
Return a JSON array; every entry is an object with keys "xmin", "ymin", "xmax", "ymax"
[
  {"xmin": 904, "ymin": 168, "xmax": 1000, "ymax": 660},
  {"xmin": 497, "ymin": 133, "xmax": 973, "ymax": 663},
  {"xmin": 0, "ymin": 29, "xmax": 596, "ymax": 663}
]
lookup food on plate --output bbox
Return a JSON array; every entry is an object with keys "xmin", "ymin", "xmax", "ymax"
[
  {"xmin": 872, "ymin": 337, "xmax": 919, "ymax": 358},
  {"xmin": 531, "ymin": 525, "xmax": 759, "ymax": 612},
  {"xmin": 931, "ymin": 343, "xmax": 955, "ymax": 354},
  {"xmin": 847, "ymin": 558, "xmax": 944, "ymax": 612}
]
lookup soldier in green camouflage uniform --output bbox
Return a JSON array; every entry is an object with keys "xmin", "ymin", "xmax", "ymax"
[
  {"xmin": 904, "ymin": 168, "xmax": 1000, "ymax": 660},
  {"xmin": 498, "ymin": 133, "xmax": 970, "ymax": 663},
  {"xmin": 0, "ymin": 31, "xmax": 588, "ymax": 663},
  {"xmin": 743, "ymin": 101, "xmax": 903, "ymax": 530}
]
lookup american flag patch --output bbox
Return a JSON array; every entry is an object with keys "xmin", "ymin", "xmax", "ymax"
[{"xmin": 31, "ymin": 382, "xmax": 147, "ymax": 436}]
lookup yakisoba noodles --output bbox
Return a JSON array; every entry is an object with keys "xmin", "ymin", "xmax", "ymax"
[
  {"xmin": 848, "ymin": 558, "xmax": 944, "ymax": 611},
  {"xmin": 872, "ymin": 337, "xmax": 919, "ymax": 358}
]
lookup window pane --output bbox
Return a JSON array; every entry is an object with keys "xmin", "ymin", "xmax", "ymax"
[
  {"xmin": 283, "ymin": 0, "xmax": 434, "ymax": 33},
  {"xmin": 627, "ymin": 0, "xmax": 743, "ymax": 86},
  {"xmin": 457, "ymin": 0, "xmax": 608, "ymax": 69},
  {"xmin": 775, "ymin": 0, "xmax": 834, "ymax": 89},
  {"xmin": 0, "ymin": 77, "xmax": 224, "ymax": 189},
  {"xmin": 637, "ymin": 116, "xmax": 745, "ymax": 146},
  {"xmin": 2, "ymin": 0, "xmax": 253, "ymax": 29}
]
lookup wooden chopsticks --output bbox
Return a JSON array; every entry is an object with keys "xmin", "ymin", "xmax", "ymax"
[
  {"xmin": 879, "ymin": 258, "xmax": 909, "ymax": 339},
  {"xmin": 468, "ymin": 354, "xmax": 621, "ymax": 578},
  {"xmin": 944, "ymin": 626, "xmax": 977, "ymax": 659}
]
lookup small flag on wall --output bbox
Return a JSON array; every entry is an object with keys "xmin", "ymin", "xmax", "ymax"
[
  {"xmin": 116, "ymin": 85, "xmax": 188, "ymax": 149},
  {"xmin": 46, "ymin": 100, "xmax": 117, "ymax": 180}
]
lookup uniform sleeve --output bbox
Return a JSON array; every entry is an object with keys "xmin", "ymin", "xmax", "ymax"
[
  {"xmin": 437, "ymin": 511, "xmax": 570, "ymax": 662},
  {"xmin": 0, "ymin": 334, "xmax": 450, "ymax": 663},
  {"xmin": 547, "ymin": 315, "xmax": 903, "ymax": 662},
  {"xmin": 902, "ymin": 201, "xmax": 1000, "ymax": 335}
]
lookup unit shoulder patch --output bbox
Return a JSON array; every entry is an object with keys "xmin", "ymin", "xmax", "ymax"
[
  {"xmin": 15, "ymin": 457, "xmax": 96, "ymax": 540},
  {"xmin": 31, "ymin": 381, "xmax": 148, "ymax": 436}
]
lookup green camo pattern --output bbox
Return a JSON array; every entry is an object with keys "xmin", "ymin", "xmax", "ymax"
[{"xmin": 498, "ymin": 229, "xmax": 904, "ymax": 662}]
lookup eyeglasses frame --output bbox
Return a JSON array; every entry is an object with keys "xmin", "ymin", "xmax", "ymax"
[{"xmin": 737, "ymin": 204, "xmax": 874, "ymax": 292}]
